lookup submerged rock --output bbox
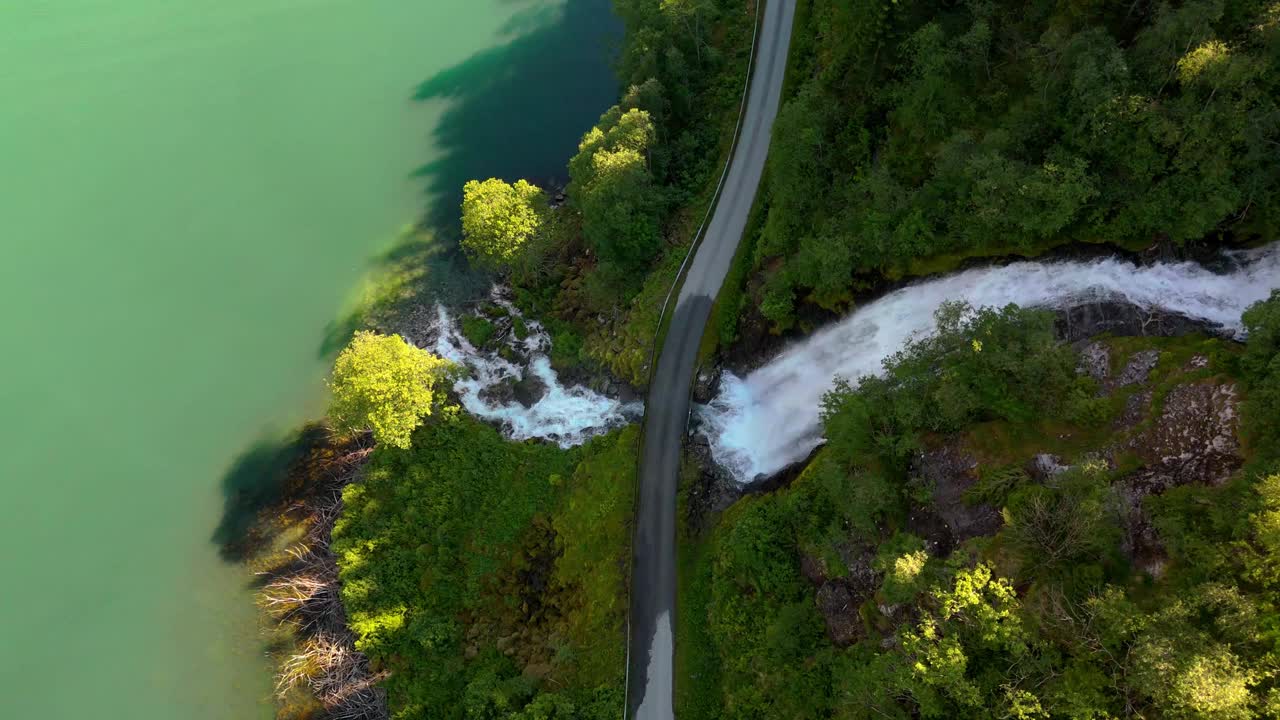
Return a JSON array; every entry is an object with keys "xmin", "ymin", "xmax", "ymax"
[{"xmin": 479, "ymin": 378, "xmax": 517, "ymax": 406}]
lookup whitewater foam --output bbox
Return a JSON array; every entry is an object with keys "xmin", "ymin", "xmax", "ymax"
[
  {"xmin": 697, "ymin": 244, "xmax": 1280, "ymax": 483},
  {"xmin": 420, "ymin": 287, "xmax": 640, "ymax": 448}
]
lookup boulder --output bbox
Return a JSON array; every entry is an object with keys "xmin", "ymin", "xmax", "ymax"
[
  {"xmin": 1028, "ymin": 453, "xmax": 1070, "ymax": 482},
  {"xmin": 479, "ymin": 378, "xmax": 517, "ymax": 406},
  {"xmin": 692, "ymin": 364, "xmax": 722, "ymax": 404},
  {"xmin": 512, "ymin": 371, "xmax": 548, "ymax": 408}
]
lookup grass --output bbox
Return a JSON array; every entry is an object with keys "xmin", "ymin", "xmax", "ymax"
[{"xmin": 674, "ymin": 451, "xmax": 724, "ymax": 720}]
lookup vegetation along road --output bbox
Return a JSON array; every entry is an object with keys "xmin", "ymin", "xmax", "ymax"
[{"xmin": 625, "ymin": 1, "xmax": 796, "ymax": 718}]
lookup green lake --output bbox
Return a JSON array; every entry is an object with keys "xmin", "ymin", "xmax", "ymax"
[{"xmin": 0, "ymin": 1, "xmax": 617, "ymax": 716}]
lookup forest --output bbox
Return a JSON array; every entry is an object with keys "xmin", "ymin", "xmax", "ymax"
[
  {"xmin": 750, "ymin": 0, "xmax": 1279, "ymax": 331},
  {"xmin": 678, "ymin": 292, "xmax": 1280, "ymax": 719},
  {"xmin": 298, "ymin": 1, "xmax": 1280, "ymax": 719}
]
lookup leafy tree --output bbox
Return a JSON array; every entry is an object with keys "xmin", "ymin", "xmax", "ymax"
[
  {"xmin": 461, "ymin": 178, "xmax": 547, "ymax": 271},
  {"xmin": 1002, "ymin": 462, "xmax": 1120, "ymax": 581},
  {"xmin": 895, "ymin": 564, "xmax": 1033, "ymax": 718},
  {"xmin": 327, "ymin": 331, "xmax": 452, "ymax": 449},
  {"xmin": 1241, "ymin": 291, "xmax": 1280, "ymax": 462},
  {"xmin": 1129, "ymin": 606, "xmax": 1260, "ymax": 719},
  {"xmin": 568, "ymin": 107, "xmax": 663, "ymax": 268},
  {"xmin": 875, "ymin": 533, "xmax": 930, "ymax": 605}
]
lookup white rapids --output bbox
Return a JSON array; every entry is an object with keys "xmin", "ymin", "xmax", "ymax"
[
  {"xmin": 697, "ymin": 244, "xmax": 1280, "ymax": 483},
  {"xmin": 419, "ymin": 287, "xmax": 641, "ymax": 447}
]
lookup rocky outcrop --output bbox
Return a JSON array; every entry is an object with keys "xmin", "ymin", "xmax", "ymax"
[
  {"xmin": 692, "ymin": 364, "xmax": 722, "ymax": 404},
  {"xmin": 1056, "ymin": 300, "xmax": 1226, "ymax": 343},
  {"xmin": 905, "ymin": 505, "xmax": 955, "ymax": 557},
  {"xmin": 803, "ymin": 545, "xmax": 879, "ymax": 646},
  {"xmin": 682, "ymin": 435, "xmax": 740, "ymax": 532},
  {"xmin": 1117, "ymin": 380, "xmax": 1243, "ymax": 577},
  {"xmin": 1113, "ymin": 349, "xmax": 1161, "ymax": 389},
  {"xmin": 1077, "ymin": 341, "xmax": 1111, "ymax": 383},
  {"xmin": 815, "ymin": 583, "xmax": 863, "ymax": 645},
  {"xmin": 1127, "ymin": 381, "xmax": 1242, "ymax": 486},
  {"xmin": 915, "ymin": 442, "xmax": 1003, "ymax": 542}
]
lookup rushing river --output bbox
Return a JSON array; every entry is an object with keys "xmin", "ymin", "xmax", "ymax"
[
  {"xmin": 429, "ymin": 245, "xmax": 1280, "ymax": 483},
  {"xmin": 0, "ymin": 1, "xmax": 618, "ymax": 718},
  {"xmin": 699, "ymin": 244, "xmax": 1280, "ymax": 482}
]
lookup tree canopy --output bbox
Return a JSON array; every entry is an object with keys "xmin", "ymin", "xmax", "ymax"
[
  {"xmin": 569, "ymin": 106, "xmax": 663, "ymax": 269},
  {"xmin": 327, "ymin": 331, "xmax": 451, "ymax": 449},
  {"xmin": 460, "ymin": 178, "xmax": 548, "ymax": 271},
  {"xmin": 751, "ymin": 0, "xmax": 1280, "ymax": 330}
]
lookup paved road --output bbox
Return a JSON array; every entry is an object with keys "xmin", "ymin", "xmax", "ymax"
[{"xmin": 625, "ymin": 2, "xmax": 795, "ymax": 718}]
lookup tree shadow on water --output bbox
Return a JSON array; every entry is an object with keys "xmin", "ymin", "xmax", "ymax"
[
  {"xmin": 211, "ymin": 425, "xmax": 329, "ymax": 563},
  {"xmin": 314, "ymin": 0, "xmax": 620, "ymax": 361},
  {"xmin": 412, "ymin": 0, "xmax": 622, "ymax": 229}
]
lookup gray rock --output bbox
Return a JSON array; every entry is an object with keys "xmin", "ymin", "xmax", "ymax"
[
  {"xmin": 692, "ymin": 364, "xmax": 722, "ymax": 404},
  {"xmin": 1077, "ymin": 341, "xmax": 1111, "ymax": 383},
  {"xmin": 815, "ymin": 582, "xmax": 865, "ymax": 646},
  {"xmin": 1117, "ymin": 389, "xmax": 1153, "ymax": 429},
  {"xmin": 479, "ymin": 378, "xmax": 517, "ymax": 405},
  {"xmin": 1056, "ymin": 300, "xmax": 1226, "ymax": 342},
  {"xmin": 1127, "ymin": 381, "xmax": 1241, "ymax": 486},
  {"xmin": 1118, "ymin": 381, "xmax": 1243, "ymax": 576},
  {"xmin": 915, "ymin": 442, "xmax": 1003, "ymax": 541},
  {"xmin": 1185, "ymin": 354, "xmax": 1210, "ymax": 370},
  {"xmin": 513, "ymin": 372, "xmax": 548, "ymax": 408},
  {"xmin": 1114, "ymin": 349, "xmax": 1161, "ymax": 389},
  {"xmin": 1028, "ymin": 453, "xmax": 1069, "ymax": 482}
]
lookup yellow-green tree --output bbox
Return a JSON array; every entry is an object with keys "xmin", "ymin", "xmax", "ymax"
[
  {"xmin": 327, "ymin": 331, "xmax": 452, "ymax": 449},
  {"xmin": 460, "ymin": 178, "xmax": 547, "ymax": 271}
]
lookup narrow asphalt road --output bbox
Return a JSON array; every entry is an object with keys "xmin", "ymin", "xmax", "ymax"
[{"xmin": 626, "ymin": 2, "xmax": 796, "ymax": 718}]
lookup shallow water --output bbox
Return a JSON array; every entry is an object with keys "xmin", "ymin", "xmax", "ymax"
[{"xmin": 0, "ymin": 1, "xmax": 618, "ymax": 716}]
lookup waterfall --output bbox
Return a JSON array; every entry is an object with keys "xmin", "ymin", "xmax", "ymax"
[
  {"xmin": 697, "ymin": 244, "xmax": 1280, "ymax": 483},
  {"xmin": 421, "ymin": 287, "xmax": 641, "ymax": 448}
]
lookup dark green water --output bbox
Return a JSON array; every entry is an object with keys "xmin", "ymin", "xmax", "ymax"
[{"xmin": 0, "ymin": 1, "xmax": 617, "ymax": 717}]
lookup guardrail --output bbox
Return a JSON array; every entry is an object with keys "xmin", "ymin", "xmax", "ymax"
[{"xmin": 622, "ymin": 1, "xmax": 767, "ymax": 716}]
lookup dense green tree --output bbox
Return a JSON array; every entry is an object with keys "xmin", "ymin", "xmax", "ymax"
[
  {"xmin": 461, "ymin": 178, "xmax": 548, "ymax": 271},
  {"xmin": 750, "ymin": 0, "xmax": 1280, "ymax": 326},
  {"xmin": 327, "ymin": 331, "xmax": 452, "ymax": 449},
  {"xmin": 1241, "ymin": 291, "xmax": 1280, "ymax": 463},
  {"xmin": 568, "ymin": 107, "xmax": 663, "ymax": 268}
]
